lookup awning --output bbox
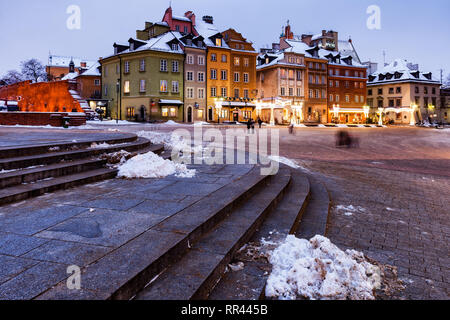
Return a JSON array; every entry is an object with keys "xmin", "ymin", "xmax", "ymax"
[
  {"xmin": 221, "ymin": 102, "xmax": 256, "ymax": 108},
  {"xmin": 159, "ymin": 99, "xmax": 184, "ymax": 105}
]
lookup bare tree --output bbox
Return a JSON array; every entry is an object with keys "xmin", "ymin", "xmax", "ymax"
[
  {"xmin": 20, "ymin": 59, "xmax": 47, "ymax": 83},
  {"xmin": 0, "ymin": 70, "xmax": 24, "ymax": 85}
]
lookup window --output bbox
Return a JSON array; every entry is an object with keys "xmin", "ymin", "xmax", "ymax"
[
  {"xmin": 335, "ymin": 81, "xmax": 339, "ymax": 87},
  {"xmin": 175, "ymin": 25, "xmax": 180, "ymax": 32},
  {"xmin": 360, "ymin": 82, "xmax": 364, "ymax": 89},
  {"xmin": 126, "ymin": 107, "xmax": 135, "ymax": 118},
  {"xmin": 211, "ymin": 54, "xmax": 217, "ymax": 62},
  {"xmin": 281, "ymin": 87, "xmax": 286, "ymax": 96},
  {"xmin": 354, "ymin": 82, "xmax": 359, "ymax": 89},
  {"xmin": 211, "ymin": 69, "xmax": 217, "ymax": 80},
  {"xmin": 322, "ymin": 90, "xmax": 326, "ymax": 99},
  {"xmin": 396, "ymin": 87, "xmax": 401, "ymax": 93},
  {"xmin": 172, "ymin": 61, "xmax": 179, "ymax": 73},
  {"xmin": 432, "ymin": 88, "xmax": 436, "ymax": 95},
  {"xmin": 160, "ymin": 60, "xmax": 167, "ymax": 72},
  {"xmin": 162, "ymin": 108, "xmax": 169, "ymax": 117},
  {"xmin": 289, "ymin": 88, "xmax": 294, "ymax": 96},
  {"xmin": 243, "ymin": 73, "xmax": 249, "ymax": 83},
  {"xmin": 336, "ymin": 95, "xmax": 340, "ymax": 102},
  {"xmin": 171, "ymin": 43, "xmax": 178, "ymax": 51},
  {"xmin": 355, "ymin": 96, "xmax": 359, "ymax": 103},
  {"xmin": 215, "ymin": 38, "xmax": 222, "ymax": 47},
  {"xmin": 187, "ymin": 72, "xmax": 193, "ymax": 81},
  {"xmin": 221, "ymin": 87, "xmax": 227, "ymax": 98},
  {"xmin": 345, "ymin": 95, "xmax": 350, "ymax": 102},
  {"xmin": 234, "ymin": 88, "xmax": 239, "ymax": 98},
  {"xmin": 368, "ymin": 89, "xmax": 373, "ymax": 96},
  {"xmin": 234, "ymin": 57, "xmax": 240, "ymax": 66},
  {"xmin": 187, "ymin": 55, "xmax": 194, "ymax": 64},
  {"xmin": 198, "ymin": 56, "xmax": 205, "ymax": 65},
  {"xmin": 124, "ymin": 80, "xmax": 130, "ymax": 93},
  {"xmin": 244, "ymin": 58, "xmax": 249, "ymax": 67},
  {"xmin": 389, "ymin": 88, "xmax": 394, "ymax": 94},
  {"xmin": 221, "ymin": 54, "xmax": 227, "ymax": 62},
  {"xmin": 160, "ymin": 80, "xmax": 167, "ymax": 92},
  {"xmin": 329, "ymin": 80, "xmax": 333, "ymax": 87},
  {"xmin": 309, "ymin": 89, "xmax": 313, "ymax": 98},
  {"xmin": 244, "ymin": 89, "xmax": 249, "ymax": 99},
  {"xmin": 187, "ymin": 88, "xmax": 194, "ymax": 99},
  {"xmin": 139, "ymin": 59, "xmax": 145, "ymax": 72},
  {"xmin": 309, "ymin": 75, "xmax": 313, "ymax": 84},
  {"xmin": 198, "ymin": 72, "xmax": 205, "ymax": 82},
  {"xmin": 315, "ymin": 90, "xmax": 320, "ymax": 98},
  {"xmin": 198, "ymin": 88, "xmax": 205, "ymax": 99},
  {"xmin": 389, "ymin": 99, "xmax": 394, "ymax": 107},
  {"xmin": 329, "ymin": 94, "xmax": 333, "ymax": 102},
  {"xmin": 296, "ymin": 70, "xmax": 302, "ymax": 80},
  {"xmin": 234, "ymin": 72, "xmax": 240, "ymax": 82},
  {"xmin": 297, "ymin": 88, "xmax": 302, "ymax": 96},
  {"xmin": 139, "ymin": 79, "xmax": 146, "ymax": 92},
  {"xmin": 221, "ymin": 70, "xmax": 227, "ymax": 80},
  {"xmin": 172, "ymin": 81, "xmax": 179, "ymax": 93},
  {"xmin": 211, "ymin": 87, "xmax": 217, "ymax": 97},
  {"xmin": 345, "ymin": 81, "xmax": 349, "ymax": 88},
  {"xmin": 329, "ymin": 69, "xmax": 333, "ymax": 76},
  {"xmin": 396, "ymin": 99, "xmax": 402, "ymax": 106},
  {"xmin": 345, "ymin": 70, "xmax": 349, "ymax": 77},
  {"xmin": 94, "ymin": 79, "xmax": 100, "ymax": 86},
  {"xmin": 316, "ymin": 75, "xmax": 320, "ymax": 84},
  {"xmin": 378, "ymin": 88, "xmax": 383, "ymax": 95},
  {"xmin": 198, "ymin": 109, "xmax": 204, "ymax": 119},
  {"xmin": 124, "ymin": 61, "xmax": 130, "ymax": 74},
  {"xmin": 424, "ymin": 87, "xmax": 428, "ymax": 94},
  {"xmin": 184, "ymin": 26, "xmax": 188, "ymax": 33},
  {"xmin": 322, "ymin": 76, "xmax": 326, "ymax": 84}
]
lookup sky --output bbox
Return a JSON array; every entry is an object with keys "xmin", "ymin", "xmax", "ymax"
[{"xmin": 0, "ymin": 0, "xmax": 449, "ymax": 80}]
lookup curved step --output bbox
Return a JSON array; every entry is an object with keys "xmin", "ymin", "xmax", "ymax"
[
  {"xmin": 0, "ymin": 158, "xmax": 107, "ymax": 189},
  {"xmin": 0, "ymin": 134, "xmax": 138, "ymax": 159},
  {"xmin": 208, "ymin": 168, "xmax": 311, "ymax": 300},
  {"xmin": 36, "ymin": 166, "xmax": 270, "ymax": 300},
  {"xmin": 0, "ymin": 168, "xmax": 118, "ymax": 206},
  {"xmin": 135, "ymin": 167, "xmax": 292, "ymax": 300},
  {"xmin": 0, "ymin": 138, "xmax": 152, "ymax": 171}
]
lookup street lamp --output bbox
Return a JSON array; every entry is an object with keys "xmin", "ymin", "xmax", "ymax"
[
  {"xmin": 116, "ymin": 79, "xmax": 121, "ymax": 124},
  {"xmin": 215, "ymin": 98, "xmax": 223, "ymax": 124}
]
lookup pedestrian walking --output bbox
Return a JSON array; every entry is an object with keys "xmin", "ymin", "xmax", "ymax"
[
  {"xmin": 247, "ymin": 119, "xmax": 252, "ymax": 134},
  {"xmin": 258, "ymin": 117, "xmax": 263, "ymax": 129}
]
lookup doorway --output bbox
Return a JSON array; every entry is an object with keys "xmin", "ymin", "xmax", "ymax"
[
  {"xmin": 208, "ymin": 107, "xmax": 213, "ymax": 122},
  {"xmin": 187, "ymin": 106, "xmax": 193, "ymax": 123}
]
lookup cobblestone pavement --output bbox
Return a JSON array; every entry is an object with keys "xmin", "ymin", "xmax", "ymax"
[{"xmin": 89, "ymin": 123, "xmax": 449, "ymax": 299}]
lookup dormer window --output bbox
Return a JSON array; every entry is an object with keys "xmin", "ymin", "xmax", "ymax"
[
  {"xmin": 184, "ymin": 26, "xmax": 188, "ymax": 34},
  {"xmin": 215, "ymin": 38, "xmax": 222, "ymax": 47},
  {"xmin": 171, "ymin": 43, "xmax": 178, "ymax": 51},
  {"xmin": 265, "ymin": 58, "xmax": 269, "ymax": 64}
]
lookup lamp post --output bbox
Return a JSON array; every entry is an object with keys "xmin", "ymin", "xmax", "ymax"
[
  {"xmin": 378, "ymin": 107, "xmax": 384, "ymax": 126},
  {"xmin": 116, "ymin": 79, "xmax": 120, "ymax": 124}
]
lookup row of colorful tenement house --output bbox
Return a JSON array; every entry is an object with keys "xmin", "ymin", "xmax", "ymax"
[{"xmin": 3, "ymin": 6, "xmax": 449, "ymax": 125}]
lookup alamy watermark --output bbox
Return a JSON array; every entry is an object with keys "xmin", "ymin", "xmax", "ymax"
[
  {"xmin": 66, "ymin": 265, "xmax": 81, "ymax": 290},
  {"xmin": 367, "ymin": 5, "xmax": 381, "ymax": 30},
  {"xmin": 66, "ymin": 5, "xmax": 81, "ymax": 30},
  {"xmin": 170, "ymin": 127, "xmax": 280, "ymax": 176}
]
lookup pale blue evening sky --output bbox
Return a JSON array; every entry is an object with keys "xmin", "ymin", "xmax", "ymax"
[{"xmin": 0, "ymin": 0, "xmax": 449, "ymax": 79}]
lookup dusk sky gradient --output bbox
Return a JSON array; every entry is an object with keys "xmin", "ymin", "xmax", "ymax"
[{"xmin": 1, "ymin": 0, "xmax": 449, "ymax": 80}]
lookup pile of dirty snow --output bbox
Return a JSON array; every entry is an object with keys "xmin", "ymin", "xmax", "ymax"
[
  {"xmin": 265, "ymin": 235, "xmax": 382, "ymax": 300},
  {"xmin": 117, "ymin": 151, "xmax": 196, "ymax": 179}
]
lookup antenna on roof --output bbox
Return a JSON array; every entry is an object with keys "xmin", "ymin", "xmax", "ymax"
[{"xmin": 383, "ymin": 50, "xmax": 386, "ymax": 66}]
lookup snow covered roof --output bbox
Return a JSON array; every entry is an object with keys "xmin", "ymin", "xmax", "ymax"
[
  {"xmin": 48, "ymin": 55, "xmax": 96, "ymax": 68},
  {"xmin": 77, "ymin": 62, "xmax": 101, "ymax": 77},
  {"xmin": 61, "ymin": 72, "xmax": 78, "ymax": 81},
  {"xmin": 104, "ymin": 31, "xmax": 184, "ymax": 58},
  {"xmin": 337, "ymin": 40, "xmax": 361, "ymax": 64},
  {"xmin": 284, "ymin": 40, "xmax": 327, "ymax": 60},
  {"xmin": 368, "ymin": 59, "xmax": 441, "ymax": 85},
  {"xmin": 194, "ymin": 20, "xmax": 230, "ymax": 49},
  {"xmin": 172, "ymin": 15, "xmax": 191, "ymax": 22}
]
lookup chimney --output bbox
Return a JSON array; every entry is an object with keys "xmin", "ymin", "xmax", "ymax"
[
  {"xmin": 202, "ymin": 15, "xmax": 213, "ymax": 24},
  {"xmin": 185, "ymin": 11, "xmax": 196, "ymax": 26},
  {"xmin": 80, "ymin": 62, "xmax": 87, "ymax": 68}
]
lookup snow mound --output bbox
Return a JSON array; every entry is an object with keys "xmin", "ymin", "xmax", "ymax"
[
  {"xmin": 265, "ymin": 235, "xmax": 382, "ymax": 300},
  {"xmin": 165, "ymin": 120, "xmax": 181, "ymax": 126},
  {"xmin": 118, "ymin": 151, "xmax": 196, "ymax": 179},
  {"xmin": 136, "ymin": 130, "xmax": 203, "ymax": 154},
  {"xmin": 268, "ymin": 156, "xmax": 300, "ymax": 169}
]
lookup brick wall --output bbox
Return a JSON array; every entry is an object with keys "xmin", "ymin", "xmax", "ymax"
[{"xmin": 0, "ymin": 112, "xmax": 86, "ymax": 127}]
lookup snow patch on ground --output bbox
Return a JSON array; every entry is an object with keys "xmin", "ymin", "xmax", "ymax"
[
  {"xmin": 136, "ymin": 130, "xmax": 203, "ymax": 155},
  {"xmin": 117, "ymin": 151, "xmax": 196, "ymax": 179},
  {"xmin": 268, "ymin": 156, "xmax": 300, "ymax": 169},
  {"xmin": 336, "ymin": 205, "xmax": 367, "ymax": 216},
  {"xmin": 87, "ymin": 120, "xmax": 141, "ymax": 126},
  {"xmin": 265, "ymin": 235, "xmax": 382, "ymax": 300}
]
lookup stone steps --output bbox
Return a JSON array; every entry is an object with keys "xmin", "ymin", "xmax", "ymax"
[
  {"xmin": 0, "ymin": 135, "xmax": 161, "ymax": 206},
  {"xmin": 0, "ymin": 158, "xmax": 107, "ymax": 189},
  {"xmin": 0, "ymin": 134, "xmax": 137, "ymax": 159},
  {"xmin": 208, "ymin": 168, "xmax": 312, "ymax": 300},
  {"xmin": 0, "ymin": 138, "xmax": 154, "ymax": 171},
  {"xmin": 36, "ymin": 166, "xmax": 272, "ymax": 300},
  {"xmin": 134, "ymin": 167, "xmax": 292, "ymax": 300},
  {"xmin": 0, "ymin": 168, "xmax": 118, "ymax": 206}
]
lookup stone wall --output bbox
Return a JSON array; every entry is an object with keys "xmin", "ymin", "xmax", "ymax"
[{"xmin": 0, "ymin": 112, "xmax": 86, "ymax": 127}]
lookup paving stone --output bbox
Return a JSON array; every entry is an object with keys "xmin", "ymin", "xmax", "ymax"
[
  {"xmin": 0, "ymin": 233, "xmax": 49, "ymax": 256},
  {"xmin": 0, "ymin": 205, "xmax": 88, "ymax": 236},
  {"xmin": 0, "ymin": 255, "xmax": 39, "ymax": 285},
  {"xmin": 158, "ymin": 181, "xmax": 224, "ymax": 196},
  {"xmin": 129, "ymin": 200, "xmax": 188, "ymax": 216},
  {"xmin": 0, "ymin": 261, "xmax": 68, "ymax": 300},
  {"xmin": 22, "ymin": 240, "xmax": 111, "ymax": 266},
  {"xmin": 35, "ymin": 209, "xmax": 168, "ymax": 247},
  {"xmin": 80, "ymin": 196, "xmax": 145, "ymax": 211}
]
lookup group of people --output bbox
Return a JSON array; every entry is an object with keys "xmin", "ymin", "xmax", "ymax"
[{"xmin": 247, "ymin": 117, "xmax": 263, "ymax": 133}]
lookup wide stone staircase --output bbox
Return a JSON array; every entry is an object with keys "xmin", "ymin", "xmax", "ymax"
[{"xmin": 0, "ymin": 134, "xmax": 163, "ymax": 206}]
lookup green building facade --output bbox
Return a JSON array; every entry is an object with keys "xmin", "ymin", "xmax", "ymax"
[{"xmin": 101, "ymin": 33, "xmax": 185, "ymax": 122}]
